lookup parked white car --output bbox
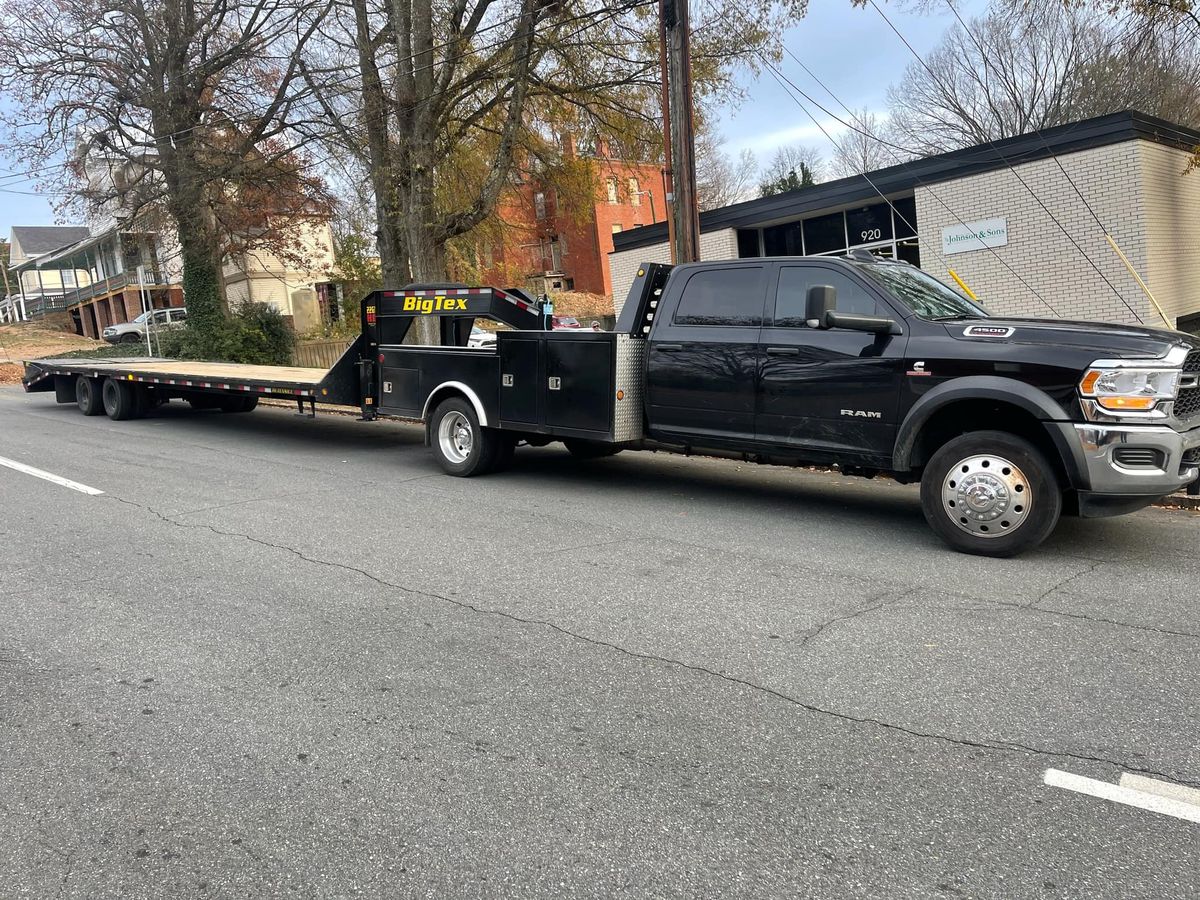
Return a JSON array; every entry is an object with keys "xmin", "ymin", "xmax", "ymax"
[
  {"xmin": 467, "ymin": 326, "xmax": 497, "ymax": 349},
  {"xmin": 103, "ymin": 307, "xmax": 188, "ymax": 344}
]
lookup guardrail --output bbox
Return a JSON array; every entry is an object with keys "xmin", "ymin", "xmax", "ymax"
[{"xmin": 293, "ymin": 338, "xmax": 353, "ymax": 369}]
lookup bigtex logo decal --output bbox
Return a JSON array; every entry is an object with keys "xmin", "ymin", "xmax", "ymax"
[
  {"xmin": 841, "ymin": 409, "xmax": 882, "ymax": 418},
  {"xmin": 402, "ymin": 295, "xmax": 468, "ymax": 313}
]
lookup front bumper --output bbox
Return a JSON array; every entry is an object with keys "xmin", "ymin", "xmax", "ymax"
[{"xmin": 1072, "ymin": 422, "xmax": 1200, "ymax": 495}]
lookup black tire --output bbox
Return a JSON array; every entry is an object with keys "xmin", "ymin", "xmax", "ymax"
[
  {"xmin": 120, "ymin": 332, "xmax": 142, "ymax": 344},
  {"xmin": 220, "ymin": 395, "xmax": 258, "ymax": 413},
  {"xmin": 76, "ymin": 376, "xmax": 104, "ymax": 416},
  {"xmin": 101, "ymin": 377, "xmax": 142, "ymax": 421},
  {"xmin": 428, "ymin": 397, "xmax": 500, "ymax": 476},
  {"xmin": 564, "ymin": 439, "xmax": 623, "ymax": 459},
  {"xmin": 920, "ymin": 430, "xmax": 1062, "ymax": 558}
]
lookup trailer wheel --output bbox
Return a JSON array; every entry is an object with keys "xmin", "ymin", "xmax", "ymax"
[
  {"xmin": 101, "ymin": 377, "xmax": 142, "ymax": 421},
  {"xmin": 220, "ymin": 395, "xmax": 258, "ymax": 413},
  {"xmin": 564, "ymin": 439, "xmax": 623, "ymax": 460},
  {"xmin": 429, "ymin": 397, "xmax": 499, "ymax": 476},
  {"xmin": 920, "ymin": 430, "xmax": 1062, "ymax": 558},
  {"xmin": 75, "ymin": 376, "xmax": 104, "ymax": 416}
]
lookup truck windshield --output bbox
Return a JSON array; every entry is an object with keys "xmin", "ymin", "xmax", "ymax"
[{"xmin": 856, "ymin": 263, "xmax": 989, "ymax": 320}]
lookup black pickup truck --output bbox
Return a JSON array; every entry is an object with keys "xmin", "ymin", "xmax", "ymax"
[{"xmin": 23, "ymin": 254, "xmax": 1200, "ymax": 557}]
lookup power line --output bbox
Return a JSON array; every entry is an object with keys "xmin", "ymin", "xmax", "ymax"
[
  {"xmin": 868, "ymin": 0, "xmax": 1148, "ymax": 325},
  {"xmin": 771, "ymin": 44, "xmax": 1060, "ymax": 315}
]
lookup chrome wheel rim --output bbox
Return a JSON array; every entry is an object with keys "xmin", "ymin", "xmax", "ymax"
[
  {"xmin": 438, "ymin": 411, "xmax": 473, "ymax": 464},
  {"xmin": 941, "ymin": 454, "xmax": 1030, "ymax": 538}
]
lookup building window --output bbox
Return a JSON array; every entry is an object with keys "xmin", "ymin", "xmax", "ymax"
[
  {"xmin": 846, "ymin": 203, "xmax": 893, "ymax": 246},
  {"xmin": 606, "ymin": 177, "xmax": 618, "ymax": 204},
  {"xmin": 629, "ymin": 178, "xmax": 640, "ymax": 206},
  {"xmin": 611, "ymin": 224, "xmax": 623, "ymax": 234},
  {"xmin": 534, "ymin": 191, "xmax": 546, "ymax": 220},
  {"xmin": 62, "ymin": 270, "xmax": 77, "ymax": 288},
  {"xmin": 737, "ymin": 229, "xmax": 762, "ymax": 258}
]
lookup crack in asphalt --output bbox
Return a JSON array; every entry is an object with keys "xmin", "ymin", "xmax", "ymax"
[
  {"xmin": 794, "ymin": 591, "xmax": 906, "ymax": 648},
  {"xmin": 106, "ymin": 493, "xmax": 1200, "ymax": 789}
]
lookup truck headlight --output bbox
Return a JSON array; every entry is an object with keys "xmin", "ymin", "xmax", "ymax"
[{"xmin": 1079, "ymin": 367, "xmax": 1180, "ymax": 411}]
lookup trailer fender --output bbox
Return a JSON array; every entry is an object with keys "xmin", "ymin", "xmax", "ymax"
[{"xmin": 422, "ymin": 381, "xmax": 490, "ymax": 428}]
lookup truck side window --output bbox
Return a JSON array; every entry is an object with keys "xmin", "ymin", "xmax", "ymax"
[
  {"xmin": 674, "ymin": 267, "xmax": 763, "ymax": 327},
  {"xmin": 774, "ymin": 267, "xmax": 879, "ymax": 327}
]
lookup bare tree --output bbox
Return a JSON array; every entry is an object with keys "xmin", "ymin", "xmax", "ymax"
[
  {"xmin": 759, "ymin": 143, "xmax": 825, "ymax": 185},
  {"xmin": 888, "ymin": 2, "xmax": 1200, "ymax": 154},
  {"xmin": 0, "ymin": 0, "xmax": 333, "ymax": 333},
  {"xmin": 696, "ymin": 131, "xmax": 758, "ymax": 209},
  {"xmin": 827, "ymin": 108, "xmax": 896, "ymax": 177}
]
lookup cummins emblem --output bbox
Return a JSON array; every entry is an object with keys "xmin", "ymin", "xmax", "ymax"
[{"xmin": 841, "ymin": 409, "xmax": 882, "ymax": 418}]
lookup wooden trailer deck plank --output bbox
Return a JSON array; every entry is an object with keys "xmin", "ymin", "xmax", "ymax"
[{"xmin": 36, "ymin": 358, "xmax": 329, "ymax": 385}]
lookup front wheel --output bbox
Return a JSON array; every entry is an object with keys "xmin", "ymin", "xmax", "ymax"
[
  {"xmin": 429, "ymin": 397, "xmax": 501, "ymax": 476},
  {"xmin": 920, "ymin": 430, "xmax": 1062, "ymax": 557}
]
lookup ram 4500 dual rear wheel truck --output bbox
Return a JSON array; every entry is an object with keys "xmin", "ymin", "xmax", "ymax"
[{"xmin": 23, "ymin": 256, "xmax": 1200, "ymax": 557}]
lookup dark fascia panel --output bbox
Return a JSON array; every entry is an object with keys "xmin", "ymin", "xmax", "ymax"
[{"xmin": 611, "ymin": 110, "xmax": 1200, "ymax": 253}]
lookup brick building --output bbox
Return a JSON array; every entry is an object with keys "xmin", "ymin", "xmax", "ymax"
[
  {"xmin": 479, "ymin": 140, "xmax": 668, "ymax": 299},
  {"xmin": 609, "ymin": 111, "xmax": 1200, "ymax": 334}
]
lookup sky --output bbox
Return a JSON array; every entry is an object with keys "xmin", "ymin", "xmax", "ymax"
[
  {"xmin": 713, "ymin": 0, "xmax": 988, "ymax": 163},
  {"xmin": 0, "ymin": 0, "xmax": 986, "ymax": 230}
]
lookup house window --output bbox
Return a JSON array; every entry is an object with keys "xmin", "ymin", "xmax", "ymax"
[
  {"xmin": 606, "ymin": 177, "xmax": 618, "ymax": 204},
  {"xmin": 629, "ymin": 178, "xmax": 640, "ymax": 206},
  {"xmin": 534, "ymin": 191, "xmax": 546, "ymax": 220},
  {"xmin": 62, "ymin": 270, "xmax": 77, "ymax": 288}
]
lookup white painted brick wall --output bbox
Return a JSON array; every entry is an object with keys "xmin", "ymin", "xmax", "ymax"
[
  {"xmin": 1138, "ymin": 142, "xmax": 1200, "ymax": 327},
  {"xmin": 914, "ymin": 142, "xmax": 1155, "ymax": 325},
  {"xmin": 609, "ymin": 228, "xmax": 739, "ymax": 314}
]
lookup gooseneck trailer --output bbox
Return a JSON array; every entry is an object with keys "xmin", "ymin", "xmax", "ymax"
[{"xmin": 23, "ymin": 255, "xmax": 1200, "ymax": 557}]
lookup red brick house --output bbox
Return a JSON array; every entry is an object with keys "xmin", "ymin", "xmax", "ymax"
[{"xmin": 476, "ymin": 140, "xmax": 668, "ymax": 299}]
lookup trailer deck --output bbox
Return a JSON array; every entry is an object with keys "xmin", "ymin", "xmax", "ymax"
[{"xmin": 26, "ymin": 358, "xmax": 330, "ymax": 395}]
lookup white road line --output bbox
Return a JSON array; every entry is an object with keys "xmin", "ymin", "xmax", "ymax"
[
  {"xmin": 1119, "ymin": 773, "xmax": 1200, "ymax": 808},
  {"xmin": 1044, "ymin": 768, "xmax": 1200, "ymax": 824},
  {"xmin": 0, "ymin": 455, "xmax": 104, "ymax": 496}
]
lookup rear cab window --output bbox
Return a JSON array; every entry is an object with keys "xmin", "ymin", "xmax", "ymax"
[{"xmin": 673, "ymin": 266, "xmax": 765, "ymax": 327}]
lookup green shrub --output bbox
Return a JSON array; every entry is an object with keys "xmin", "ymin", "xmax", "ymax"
[{"xmin": 160, "ymin": 301, "xmax": 295, "ymax": 365}]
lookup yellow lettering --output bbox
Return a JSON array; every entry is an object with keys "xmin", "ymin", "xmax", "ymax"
[
  {"xmin": 421, "ymin": 298, "xmax": 434, "ymax": 314},
  {"xmin": 454, "ymin": 298, "xmax": 467, "ymax": 310},
  {"xmin": 403, "ymin": 297, "xmax": 417, "ymax": 311}
]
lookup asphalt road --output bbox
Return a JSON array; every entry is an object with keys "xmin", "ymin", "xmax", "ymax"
[{"xmin": 1, "ymin": 385, "xmax": 1198, "ymax": 899}]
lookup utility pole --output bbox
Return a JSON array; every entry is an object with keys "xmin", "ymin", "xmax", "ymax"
[
  {"xmin": 662, "ymin": 0, "xmax": 700, "ymax": 263},
  {"xmin": 656, "ymin": 2, "xmax": 677, "ymax": 264}
]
